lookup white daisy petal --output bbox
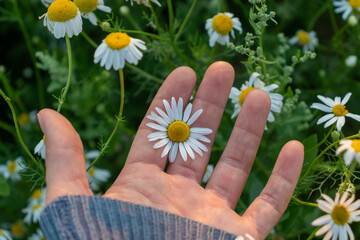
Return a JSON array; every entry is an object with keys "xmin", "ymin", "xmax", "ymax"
[
  {"xmin": 146, "ymin": 123, "xmax": 167, "ymax": 131},
  {"xmin": 153, "ymin": 139, "xmax": 169, "ymax": 149},
  {"xmin": 324, "ymin": 116, "xmax": 338, "ymax": 128},
  {"xmin": 317, "ymin": 114, "xmax": 335, "ymax": 124},
  {"xmin": 184, "ymin": 141, "xmax": 195, "ymax": 160},
  {"xmin": 183, "ymin": 103, "xmax": 193, "ymax": 123},
  {"xmin": 179, "ymin": 142, "xmax": 187, "ymax": 161},
  {"xmin": 169, "ymin": 143, "xmax": 178, "ymax": 163},
  {"xmin": 187, "ymin": 109, "xmax": 203, "ymax": 126},
  {"xmin": 161, "ymin": 142, "xmax": 172, "ymax": 158}
]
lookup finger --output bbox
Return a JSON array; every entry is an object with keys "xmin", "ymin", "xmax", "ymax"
[
  {"xmin": 205, "ymin": 89, "xmax": 270, "ymax": 208},
  {"xmin": 37, "ymin": 109, "xmax": 92, "ymax": 204},
  {"xmin": 242, "ymin": 141, "xmax": 304, "ymax": 240},
  {"xmin": 123, "ymin": 66, "xmax": 196, "ymax": 170},
  {"xmin": 166, "ymin": 61, "xmax": 234, "ymax": 183}
]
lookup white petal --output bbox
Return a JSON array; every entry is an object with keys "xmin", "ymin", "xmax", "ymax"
[
  {"xmin": 190, "ymin": 127, "xmax": 213, "ymax": 135},
  {"xmin": 311, "ymin": 103, "xmax": 333, "ymax": 112},
  {"xmin": 146, "ymin": 122, "xmax": 167, "ymax": 131},
  {"xmin": 187, "ymin": 109, "xmax": 203, "ymax": 126},
  {"xmin": 341, "ymin": 92, "xmax": 352, "ymax": 105},
  {"xmin": 179, "ymin": 142, "xmax": 187, "ymax": 161},
  {"xmin": 184, "ymin": 141, "xmax": 195, "ymax": 160},
  {"xmin": 317, "ymin": 95, "xmax": 336, "ymax": 107},
  {"xmin": 153, "ymin": 138, "xmax": 169, "ymax": 149},
  {"xmin": 315, "ymin": 222, "xmax": 332, "ymax": 235},
  {"xmin": 190, "ymin": 133, "xmax": 211, "ymax": 143},
  {"xmin": 346, "ymin": 113, "xmax": 360, "ymax": 122},
  {"xmin": 312, "ymin": 215, "xmax": 332, "ymax": 226},
  {"xmin": 183, "ymin": 103, "xmax": 192, "ymax": 122},
  {"xmin": 317, "ymin": 114, "xmax": 335, "ymax": 124},
  {"xmin": 324, "ymin": 116, "xmax": 338, "ymax": 128},
  {"xmin": 171, "ymin": 97, "xmax": 179, "ymax": 120},
  {"xmin": 163, "ymin": 99, "xmax": 175, "ymax": 122},
  {"xmin": 161, "ymin": 141, "xmax": 172, "ymax": 158},
  {"xmin": 336, "ymin": 116, "xmax": 345, "ymax": 131},
  {"xmin": 169, "ymin": 143, "xmax": 178, "ymax": 163}
]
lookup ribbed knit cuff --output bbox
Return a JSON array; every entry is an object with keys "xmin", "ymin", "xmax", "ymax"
[{"xmin": 40, "ymin": 195, "xmax": 238, "ymax": 240}]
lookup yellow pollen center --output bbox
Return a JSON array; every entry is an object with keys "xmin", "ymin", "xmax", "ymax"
[
  {"xmin": 331, "ymin": 204, "xmax": 350, "ymax": 225},
  {"xmin": 167, "ymin": 121, "xmax": 190, "ymax": 143},
  {"xmin": 32, "ymin": 189, "xmax": 42, "ymax": 199},
  {"xmin": 11, "ymin": 223, "xmax": 25, "ymax": 236},
  {"xmin": 43, "ymin": 135, "xmax": 46, "ymax": 145},
  {"xmin": 212, "ymin": 14, "xmax": 233, "ymax": 35},
  {"xmin": 32, "ymin": 203, "xmax": 42, "ymax": 211},
  {"xmin": 89, "ymin": 168, "xmax": 95, "ymax": 176},
  {"xmin": 47, "ymin": 0, "xmax": 78, "ymax": 22},
  {"xmin": 74, "ymin": 0, "xmax": 98, "ymax": 14},
  {"xmin": 8, "ymin": 161, "xmax": 16, "ymax": 173},
  {"xmin": 296, "ymin": 30, "xmax": 311, "ymax": 45},
  {"xmin": 0, "ymin": 230, "xmax": 3, "ymax": 236},
  {"xmin": 351, "ymin": 139, "xmax": 360, "ymax": 153},
  {"xmin": 18, "ymin": 113, "xmax": 30, "ymax": 127},
  {"xmin": 239, "ymin": 87, "xmax": 256, "ymax": 106},
  {"xmin": 105, "ymin": 33, "xmax": 131, "ymax": 50},
  {"xmin": 332, "ymin": 104, "xmax": 348, "ymax": 116},
  {"xmin": 349, "ymin": 0, "xmax": 360, "ymax": 8}
]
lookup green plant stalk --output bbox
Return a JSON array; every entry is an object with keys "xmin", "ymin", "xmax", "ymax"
[
  {"xmin": 121, "ymin": 30, "xmax": 166, "ymax": 41},
  {"xmin": 259, "ymin": 30, "xmax": 267, "ymax": 79},
  {"xmin": 57, "ymin": 35, "xmax": 73, "ymax": 113},
  {"xmin": 344, "ymin": 160, "xmax": 357, "ymax": 184},
  {"xmin": 306, "ymin": 125, "xmax": 335, "ymax": 153},
  {"xmin": 87, "ymin": 69, "xmax": 125, "ymax": 171},
  {"xmin": 292, "ymin": 196, "xmax": 318, "ymax": 207},
  {"xmin": 175, "ymin": 0, "xmax": 197, "ymax": 42},
  {"xmin": 12, "ymin": 0, "xmax": 45, "ymax": 108},
  {"xmin": 81, "ymin": 32, "xmax": 98, "ymax": 48},
  {"xmin": 0, "ymin": 71, "xmax": 26, "ymax": 113},
  {"xmin": 149, "ymin": 3, "xmax": 162, "ymax": 34},
  {"xmin": 166, "ymin": 0, "xmax": 175, "ymax": 39},
  {"xmin": 328, "ymin": 0, "xmax": 338, "ymax": 33},
  {"xmin": 0, "ymin": 88, "xmax": 44, "ymax": 174},
  {"xmin": 126, "ymin": 63, "xmax": 163, "ymax": 83},
  {"xmin": 298, "ymin": 132, "xmax": 359, "ymax": 185},
  {"xmin": 306, "ymin": 227, "xmax": 321, "ymax": 240}
]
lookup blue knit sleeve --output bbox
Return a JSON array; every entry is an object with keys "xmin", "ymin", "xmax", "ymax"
[{"xmin": 39, "ymin": 195, "xmax": 238, "ymax": 240}]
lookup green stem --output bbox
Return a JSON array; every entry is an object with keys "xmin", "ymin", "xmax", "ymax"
[
  {"xmin": 87, "ymin": 69, "xmax": 125, "ymax": 171},
  {"xmin": 344, "ymin": 160, "xmax": 357, "ymax": 183},
  {"xmin": 298, "ymin": 133, "xmax": 359, "ymax": 185},
  {"xmin": 121, "ymin": 30, "xmax": 166, "ymax": 41},
  {"xmin": 0, "ymin": 88, "xmax": 44, "ymax": 174},
  {"xmin": 306, "ymin": 227, "xmax": 321, "ymax": 240},
  {"xmin": 307, "ymin": 3, "xmax": 328, "ymax": 31},
  {"xmin": 149, "ymin": 3, "xmax": 162, "ymax": 34},
  {"xmin": 125, "ymin": 14, "xmax": 142, "ymax": 32},
  {"xmin": 12, "ymin": 0, "xmax": 45, "ymax": 108},
  {"xmin": 0, "ymin": 71, "xmax": 26, "ymax": 113},
  {"xmin": 126, "ymin": 63, "xmax": 163, "ymax": 84},
  {"xmin": 81, "ymin": 32, "xmax": 98, "ymax": 48},
  {"xmin": 175, "ymin": 0, "xmax": 197, "ymax": 42},
  {"xmin": 292, "ymin": 196, "xmax": 318, "ymax": 207},
  {"xmin": 166, "ymin": 0, "xmax": 175, "ymax": 38},
  {"xmin": 171, "ymin": 41, "xmax": 193, "ymax": 67},
  {"xmin": 259, "ymin": 30, "xmax": 267, "ymax": 79},
  {"xmin": 328, "ymin": 0, "xmax": 338, "ymax": 33},
  {"xmin": 57, "ymin": 35, "xmax": 73, "ymax": 113},
  {"xmin": 306, "ymin": 125, "xmax": 335, "ymax": 153}
]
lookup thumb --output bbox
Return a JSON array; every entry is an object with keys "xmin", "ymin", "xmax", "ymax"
[{"xmin": 37, "ymin": 108, "xmax": 92, "ymax": 204}]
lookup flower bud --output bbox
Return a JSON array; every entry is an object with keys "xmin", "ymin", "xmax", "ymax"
[
  {"xmin": 100, "ymin": 22, "xmax": 111, "ymax": 32},
  {"xmin": 345, "ymin": 55, "xmax": 357, "ymax": 68},
  {"xmin": 348, "ymin": 15, "xmax": 358, "ymax": 26}
]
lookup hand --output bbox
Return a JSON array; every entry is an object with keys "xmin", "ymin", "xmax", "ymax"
[{"xmin": 37, "ymin": 61, "xmax": 304, "ymax": 240}]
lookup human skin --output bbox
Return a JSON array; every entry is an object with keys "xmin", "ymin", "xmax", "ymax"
[{"xmin": 37, "ymin": 61, "xmax": 304, "ymax": 240}]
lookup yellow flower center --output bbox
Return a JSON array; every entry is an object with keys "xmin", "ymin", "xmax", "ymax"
[
  {"xmin": 332, "ymin": 104, "xmax": 348, "ymax": 116},
  {"xmin": 8, "ymin": 161, "xmax": 16, "ymax": 173},
  {"xmin": 0, "ymin": 230, "xmax": 3, "ymax": 236},
  {"xmin": 32, "ymin": 189, "xmax": 42, "ymax": 199},
  {"xmin": 239, "ymin": 87, "xmax": 256, "ymax": 106},
  {"xmin": 105, "ymin": 33, "xmax": 131, "ymax": 50},
  {"xmin": 74, "ymin": 0, "xmax": 98, "ymax": 14},
  {"xmin": 331, "ymin": 204, "xmax": 350, "ymax": 225},
  {"xmin": 351, "ymin": 139, "xmax": 360, "ymax": 153},
  {"xmin": 11, "ymin": 223, "xmax": 25, "ymax": 237},
  {"xmin": 47, "ymin": 0, "xmax": 78, "ymax": 22},
  {"xmin": 32, "ymin": 203, "xmax": 42, "ymax": 211},
  {"xmin": 212, "ymin": 14, "xmax": 233, "ymax": 35},
  {"xmin": 296, "ymin": 30, "xmax": 311, "ymax": 45},
  {"xmin": 89, "ymin": 168, "xmax": 95, "ymax": 176},
  {"xmin": 349, "ymin": 0, "xmax": 360, "ymax": 8},
  {"xmin": 167, "ymin": 121, "xmax": 190, "ymax": 143},
  {"xmin": 18, "ymin": 113, "xmax": 30, "ymax": 127},
  {"xmin": 43, "ymin": 135, "xmax": 46, "ymax": 145}
]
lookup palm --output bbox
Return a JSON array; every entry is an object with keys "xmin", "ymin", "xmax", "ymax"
[{"xmin": 39, "ymin": 62, "xmax": 303, "ymax": 240}]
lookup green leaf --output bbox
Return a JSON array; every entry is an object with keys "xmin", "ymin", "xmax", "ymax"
[{"xmin": 0, "ymin": 174, "xmax": 10, "ymax": 197}]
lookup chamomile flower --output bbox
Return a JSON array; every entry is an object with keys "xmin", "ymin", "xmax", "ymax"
[
  {"xmin": 23, "ymin": 203, "xmax": 44, "ymax": 224},
  {"xmin": 333, "ymin": 0, "xmax": 360, "ymax": 20},
  {"xmin": 0, "ymin": 157, "xmax": 24, "ymax": 181},
  {"xmin": 87, "ymin": 166, "xmax": 111, "ymax": 191},
  {"xmin": 205, "ymin": 12, "xmax": 242, "ymax": 47},
  {"xmin": 310, "ymin": 92, "xmax": 360, "ymax": 131},
  {"xmin": 34, "ymin": 136, "xmax": 46, "ymax": 160},
  {"xmin": 146, "ymin": 97, "xmax": 213, "ymax": 162},
  {"xmin": 126, "ymin": 0, "xmax": 161, "ymax": 7},
  {"xmin": 11, "ymin": 222, "xmax": 25, "ymax": 238},
  {"xmin": 29, "ymin": 188, "xmax": 47, "ymax": 207},
  {"xmin": 29, "ymin": 229, "xmax": 45, "ymax": 240},
  {"xmin": 41, "ymin": 0, "xmax": 83, "ymax": 39},
  {"xmin": 94, "ymin": 32, "xmax": 147, "ymax": 70},
  {"xmin": 74, "ymin": 0, "xmax": 111, "ymax": 26},
  {"xmin": 0, "ymin": 229, "xmax": 12, "ymax": 240},
  {"xmin": 229, "ymin": 72, "xmax": 283, "ymax": 126},
  {"xmin": 289, "ymin": 30, "xmax": 318, "ymax": 52},
  {"xmin": 336, "ymin": 139, "xmax": 360, "ymax": 166},
  {"xmin": 345, "ymin": 55, "xmax": 357, "ymax": 68},
  {"xmin": 312, "ymin": 192, "xmax": 360, "ymax": 240},
  {"xmin": 235, "ymin": 234, "xmax": 255, "ymax": 240},
  {"xmin": 202, "ymin": 164, "xmax": 214, "ymax": 183}
]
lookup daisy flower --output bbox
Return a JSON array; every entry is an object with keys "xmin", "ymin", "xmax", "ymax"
[
  {"xmin": 146, "ymin": 97, "xmax": 213, "ymax": 162},
  {"xmin": 336, "ymin": 139, "xmax": 360, "ymax": 166},
  {"xmin": 310, "ymin": 92, "xmax": 360, "ymax": 131},
  {"xmin": 126, "ymin": 0, "xmax": 161, "ymax": 7},
  {"xmin": 29, "ymin": 188, "xmax": 47, "ymax": 207},
  {"xmin": 0, "ymin": 157, "xmax": 24, "ymax": 181},
  {"xmin": 87, "ymin": 166, "xmax": 111, "ymax": 191},
  {"xmin": 0, "ymin": 229, "xmax": 12, "ymax": 240},
  {"xmin": 229, "ymin": 72, "xmax": 283, "ymax": 125},
  {"xmin": 29, "ymin": 229, "xmax": 45, "ymax": 240},
  {"xmin": 312, "ymin": 192, "xmax": 360, "ymax": 240},
  {"xmin": 345, "ymin": 55, "xmax": 357, "ymax": 68},
  {"xmin": 202, "ymin": 164, "xmax": 214, "ymax": 183},
  {"xmin": 94, "ymin": 32, "xmax": 147, "ymax": 70},
  {"xmin": 23, "ymin": 203, "xmax": 44, "ymax": 224},
  {"xmin": 205, "ymin": 12, "xmax": 242, "ymax": 47},
  {"xmin": 289, "ymin": 30, "xmax": 318, "ymax": 52},
  {"xmin": 11, "ymin": 222, "xmax": 25, "ymax": 238},
  {"xmin": 333, "ymin": 0, "xmax": 360, "ymax": 20},
  {"xmin": 34, "ymin": 136, "xmax": 46, "ymax": 160},
  {"xmin": 74, "ymin": 0, "xmax": 111, "ymax": 26},
  {"xmin": 41, "ymin": 0, "xmax": 83, "ymax": 39}
]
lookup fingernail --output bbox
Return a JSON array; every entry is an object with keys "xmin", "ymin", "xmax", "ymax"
[{"xmin": 37, "ymin": 112, "xmax": 46, "ymax": 134}]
